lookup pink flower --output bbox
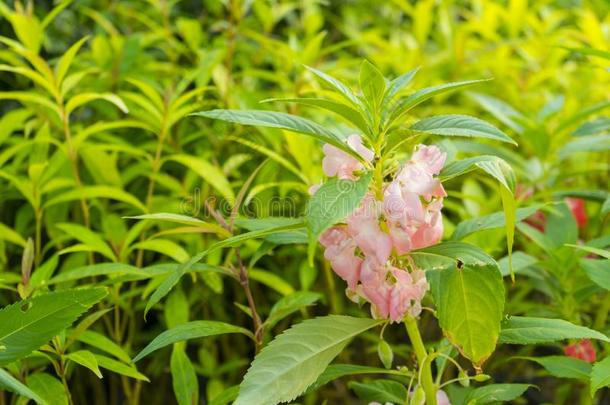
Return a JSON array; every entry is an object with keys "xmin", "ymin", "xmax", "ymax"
[
  {"xmin": 322, "ymin": 134, "xmax": 373, "ymax": 179},
  {"xmin": 320, "ymin": 227, "xmax": 362, "ymax": 289},
  {"xmin": 411, "ymin": 144, "xmax": 446, "ymax": 175},
  {"xmin": 410, "ymin": 204, "xmax": 444, "ymax": 250},
  {"xmin": 564, "ymin": 339, "xmax": 596, "ymax": 363},
  {"xmin": 347, "ymin": 195, "xmax": 392, "ymax": 264},
  {"xmin": 387, "ymin": 221, "xmax": 413, "ymax": 255},
  {"xmin": 383, "ymin": 181, "xmax": 425, "ymax": 226},
  {"xmin": 389, "ymin": 268, "xmax": 429, "ymax": 322},
  {"xmin": 437, "ymin": 389, "xmax": 452, "ymax": 405},
  {"xmin": 359, "ymin": 259, "xmax": 392, "ymax": 318},
  {"xmin": 396, "ymin": 145, "xmax": 446, "ymax": 197}
]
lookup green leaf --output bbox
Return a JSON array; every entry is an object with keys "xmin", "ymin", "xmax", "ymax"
[
  {"xmin": 467, "ymin": 92, "xmax": 526, "ymax": 133},
  {"xmin": 558, "ymin": 134, "xmax": 610, "ymax": 158},
  {"xmin": 0, "ymin": 368, "xmax": 45, "ymax": 404},
  {"xmin": 429, "ymin": 264, "xmax": 504, "ymax": 366},
  {"xmin": 262, "ymin": 98, "xmax": 370, "ymax": 135},
  {"xmin": 566, "ymin": 244, "xmax": 610, "ymax": 259},
  {"xmin": 26, "ymin": 373, "xmax": 68, "ymax": 405},
  {"xmin": 168, "ymin": 154, "xmax": 235, "ymax": 204},
  {"xmin": 144, "ymin": 221, "xmax": 304, "ymax": 316},
  {"xmin": 518, "ymin": 356, "xmax": 592, "ymax": 380},
  {"xmin": 133, "ymin": 321, "xmax": 252, "ymax": 362},
  {"xmin": 50, "ymin": 263, "xmax": 147, "ymax": 284},
  {"xmin": 591, "ymin": 356, "xmax": 610, "ymax": 397},
  {"xmin": 410, "ymin": 115, "xmax": 516, "ymax": 145},
  {"xmin": 65, "ymin": 350, "xmax": 103, "ymax": 378},
  {"xmin": 264, "ymin": 291, "xmax": 322, "ymax": 328},
  {"xmin": 55, "ymin": 223, "xmax": 117, "ymax": 261},
  {"xmin": 77, "ymin": 330, "xmax": 131, "ymax": 364},
  {"xmin": 45, "ymin": 185, "xmax": 147, "ymax": 213},
  {"xmin": 306, "ymin": 172, "xmax": 373, "ymax": 238},
  {"xmin": 94, "ymin": 354, "xmax": 149, "ymax": 382},
  {"xmin": 65, "ymin": 92, "xmax": 129, "ymax": 115},
  {"xmin": 209, "ymin": 386, "xmax": 239, "ymax": 405},
  {"xmin": 451, "ymin": 204, "xmax": 542, "ymax": 241},
  {"xmin": 411, "ymin": 241, "xmax": 498, "ymax": 271},
  {"xmin": 498, "ymin": 317, "xmax": 610, "ymax": 344},
  {"xmin": 171, "ymin": 345, "xmax": 199, "ymax": 405},
  {"xmin": 387, "ymin": 79, "xmax": 490, "ymax": 126},
  {"xmin": 441, "ymin": 155, "xmax": 515, "ymax": 191},
  {"xmin": 132, "ymin": 239, "xmax": 189, "ymax": 263},
  {"xmin": 0, "ymin": 288, "xmax": 107, "ymax": 365},
  {"xmin": 359, "ymin": 60, "xmax": 386, "ymax": 113},
  {"xmin": 581, "ymin": 259, "xmax": 610, "ymax": 290},
  {"xmin": 349, "ymin": 379, "xmax": 407, "ymax": 404},
  {"xmin": 192, "ymin": 109, "xmax": 361, "ymax": 161},
  {"xmin": 55, "ymin": 36, "xmax": 89, "ymax": 85},
  {"xmin": 384, "ymin": 67, "xmax": 419, "ymax": 102},
  {"xmin": 573, "ymin": 117, "xmax": 610, "ymax": 137},
  {"xmin": 304, "ymin": 65, "xmax": 363, "ymax": 108},
  {"xmin": 309, "ymin": 364, "xmax": 410, "ymax": 392},
  {"xmin": 464, "ymin": 383, "xmax": 533, "ymax": 403},
  {"xmin": 126, "ymin": 213, "xmax": 230, "ymax": 237},
  {"xmin": 234, "ymin": 316, "xmax": 382, "ymax": 405}
]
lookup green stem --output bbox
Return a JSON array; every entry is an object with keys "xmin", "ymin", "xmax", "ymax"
[{"xmin": 405, "ymin": 316, "xmax": 436, "ymax": 405}]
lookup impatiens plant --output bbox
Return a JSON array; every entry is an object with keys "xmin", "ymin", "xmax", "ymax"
[
  {"xmin": 1, "ymin": 2, "xmax": 609, "ymax": 404},
  {"xmin": 185, "ymin": 61, "xmax": 569, "ymax": 405}
]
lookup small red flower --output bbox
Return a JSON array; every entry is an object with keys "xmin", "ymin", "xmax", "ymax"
[
  {"xmin": 564, "ymin": 339, "xmax": 596, "ymax": 363},
  {"xmin": 565, "ymin": 197, "xmax": 588, "ymax": 228}
]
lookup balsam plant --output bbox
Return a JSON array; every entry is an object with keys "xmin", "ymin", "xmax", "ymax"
[
  {"xmin": 172, "ymin": 62, "xmax": 607, "ymax": 404},
  {"xmin": 0, "ymin": 1, "xmax": 609, "ymax": 405}
]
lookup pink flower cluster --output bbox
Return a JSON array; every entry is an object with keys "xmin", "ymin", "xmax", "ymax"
[{"xmin": 314, "ymin": 134, "xmax": 447, "ymax": 322}]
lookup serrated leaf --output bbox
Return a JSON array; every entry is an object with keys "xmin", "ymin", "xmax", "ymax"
[
  {"xmin": 309, "ymin": 364, "xmax": 410, "ymax": 393},
  {"xmin": 262, "ymin": 98, "xmax": 369, "ymax": 135},
  {"xmin": 192, "ymin": 109, "xmax": 361, "ymax": 161},
  {"xmin": 65, "ymin": 350, "xmax": 103, "ymax": 378},
  {"xmin": 0, "ymin": 288, "xmax": 107, "ymax": 365},
  {"xmin": 498, "ymin": 317, "xmax": 610, "ymax": 344},
  {"xmin": 451, "ymin": 204, "xmax": 542, "ymax": 241},
  {"xmin": 349, "ymin": 379, "xmax": 407, "ymax": 404},
  {"xmin": 464, "ymin": 383, "xmax": 533, "ymax": 403},
  {"xmin": 411, "ymin": 114, "xmax": 516, "ymax": 145},
  {"xmin": 234, "ymin": 316, "xmax": 382, "ymax": 405},
  {"xmin": 304, "ymin": 65, "xmax": 363, "ymax": 108},
  {"xmin": 591, "ymin": 356, "xmax": 610, "ymax": 396},
  {"xmin": 518, "ymin": 356, "xmax": 592, "ymax": 380},
  {"xmin": 429, "ymin": 264, "xmax": 504, "ymax": 366},
  {"xmin": 133, "ymin": 321, "xmax": 252, "ymax": 362},
  {"xmin": 411, "ymin": 241, "xmax": 498, "ymax": 271},
  {"xmin": 387, "ymin": 79, "xmax": 490, "ymax": 126}
]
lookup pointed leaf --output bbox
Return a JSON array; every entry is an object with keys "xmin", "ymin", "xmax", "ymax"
[
  {"xmin": 411, "ymin": 114, "xmax": 516, "ymax": 144},
  {"xmin": 133, "ymin": 321, "xmax": 252, "ymax": 362},
  {"xmin": 234, "ymin": 316, "xmax": 382, "ymax": 405},
  {"xmin": 0, "ymin": 288, "xmax": 107, "ymax": 365},
  {"xmin": 499, "ymin": 317, "xmax": 610, "ymax": 344}
]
